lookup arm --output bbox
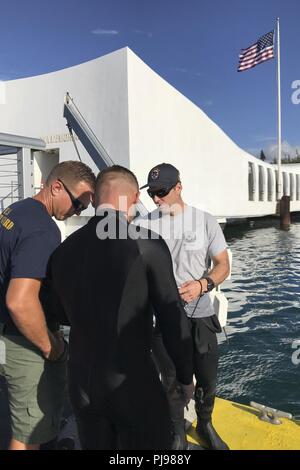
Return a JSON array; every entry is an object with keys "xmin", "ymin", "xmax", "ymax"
[
  {"xmin": 179, "ymin": 213, "xmax": 229, "ymax": 302},
  {"xmin": 139, "ymin": 237, "xmax": 193, "ymax": 386},
  {"xmin": 201, "ymin": 248, "xmax": 230, "ymax": 291},
  {"xmin": 6, "ymin": 278, "xmax": 64, "ymax": 359},
  {"xmin": 179, "ymin": 249, "xmax": 230, "ymax": 302}
]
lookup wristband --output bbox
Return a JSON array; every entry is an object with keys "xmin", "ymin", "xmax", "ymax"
[{"xmin": 197, "ymin": 279, "xmax": 203, "ymax": 297}]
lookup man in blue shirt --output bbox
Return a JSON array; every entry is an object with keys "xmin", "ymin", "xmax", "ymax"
[{"xmin": 0, "ymin": 160, "xmax": 95, "ymax": 450}]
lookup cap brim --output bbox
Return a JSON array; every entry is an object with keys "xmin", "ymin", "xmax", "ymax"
[{"xmin": 140, "ymin": 182, "xmax": 171, "ymax": 190}]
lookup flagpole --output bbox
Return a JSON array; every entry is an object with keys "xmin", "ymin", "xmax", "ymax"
[{"xmin": 276, "ymin": 17, "xmax": 282, "ymax": 199}]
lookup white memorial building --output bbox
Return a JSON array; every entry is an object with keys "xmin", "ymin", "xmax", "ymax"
[{"xmin": 0, "ymin": 47, "xmax": 299, "ymax": 236}]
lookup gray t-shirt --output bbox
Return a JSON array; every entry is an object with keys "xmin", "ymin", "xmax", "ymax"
[{"xmin": 134, "ymin": 205, "xmax": 227, "ymax": 318}]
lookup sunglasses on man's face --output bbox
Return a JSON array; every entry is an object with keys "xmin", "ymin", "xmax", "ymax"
[
  {"xmin": 58, "ymin": 178, "xmax": 87, "ymax": 213},
  {"xmin": 147, "ymin": 183, "xmax": 178, "ymax": 199}
]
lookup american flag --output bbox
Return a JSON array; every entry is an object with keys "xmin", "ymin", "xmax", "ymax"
[{"xmin": 238, "ymin": 31, "xmax": 275, "ymax": 72}]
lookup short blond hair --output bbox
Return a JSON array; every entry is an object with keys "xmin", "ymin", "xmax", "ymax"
[
  {"xmin": 96, "ymin": 165, "xmax": 138, "ymax": 191},
  {"xmin": 46, "ymin": 161, "xmax": 96, "ymax": 190}
]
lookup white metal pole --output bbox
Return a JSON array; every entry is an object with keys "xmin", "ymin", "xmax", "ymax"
[{"xmin": 276, "ymin": 17, "xmax": 282, "ymax": 199}]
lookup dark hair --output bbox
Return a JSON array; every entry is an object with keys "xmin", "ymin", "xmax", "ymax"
[
  {"xmin": 95, "ymin": 165, "xmax": 139, "ymax": 194},
  {"xmin": 46, "ymin": 161, "xmax": 96, "ymax": 190}
]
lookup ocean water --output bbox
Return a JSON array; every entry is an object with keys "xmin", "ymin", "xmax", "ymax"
[{"xmin": 217, "ymin": 216, "xmax": 300, "ymax": 417}]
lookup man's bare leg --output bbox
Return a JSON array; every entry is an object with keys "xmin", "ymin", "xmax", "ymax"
[{"xmin": 8, "ymin": 438, "xmax": 40, "ymax": 450}]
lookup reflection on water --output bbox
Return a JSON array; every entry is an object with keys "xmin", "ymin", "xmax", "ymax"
[{"xmin": 217, "ymin": 216, "xmax": 300, "ymax": 416}]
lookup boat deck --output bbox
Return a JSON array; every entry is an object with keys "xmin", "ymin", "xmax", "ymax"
[
  {"xmin": 187, "ymin": 397, "xmax": 300, "ymax": 450},
  {"xmin": 1, "ymin": 376, "xmax": 299, "ymax": 450}
]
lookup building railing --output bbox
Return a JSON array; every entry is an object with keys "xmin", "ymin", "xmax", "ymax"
[
  {"xmin": 248, "ymin": 161, "xmax": 300, "ymax": 202},
  {"xmin": 0, "ymin": 155, "xmax": 20, "ymax": 211},
  {"xmin": 0, "ymin": 184, "xmax": 20, "ymax": 211}
]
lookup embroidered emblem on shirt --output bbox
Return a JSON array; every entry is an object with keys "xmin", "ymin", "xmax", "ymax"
[{"xmin": 183, "ymin": 231, "xmax": 197, "ymax": 243}]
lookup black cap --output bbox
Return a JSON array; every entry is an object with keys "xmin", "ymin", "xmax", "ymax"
[{"xmin": 140, "ymin": 163, "xmax": 180, "ymax": 190}]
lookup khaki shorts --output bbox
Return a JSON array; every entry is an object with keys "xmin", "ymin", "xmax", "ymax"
[{"xmin": 0, "ymin": 330, "xmax": 67, "ymax": 445}]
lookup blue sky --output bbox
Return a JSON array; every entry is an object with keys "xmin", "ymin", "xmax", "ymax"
[{"xmin": 1, "ymin": 0, "xmax": 299, "ymax": 158}]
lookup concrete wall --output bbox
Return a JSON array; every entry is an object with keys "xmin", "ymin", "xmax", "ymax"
[
  {"xmin": 1, "ymin": 47, "xmax": 300, "ymax": 221},
  {"xmin": 0, "ymin": 48, "xmax": 130, "ymax": 176},
  {"xmin": 0, "ymin": 48, "xmax": 131, "ymax": 222},
  {"xmin": 126, "ymin": 49, "xmax": 300, "ymax": 217}
]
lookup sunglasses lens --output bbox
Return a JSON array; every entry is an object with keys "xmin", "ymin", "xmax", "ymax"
[
  {"xmin": 146, "ymin": 182, "xmax": 179, "ymax": 199},
  {"xmin": 74, "ymin": 200, "xmax": 85, "ymax": 212},
  {"xmin": 59, "ymin": 178, "xmax": 86, "ymax": 212},
  {"xmin": 147, "ymin": 188, "xmax": 169, "ymax": 199},
  {"xmin": 157, "ymin": 189, "xmax": 168, "ymax": 197}
]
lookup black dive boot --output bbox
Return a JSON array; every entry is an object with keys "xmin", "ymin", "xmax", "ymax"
[
  {"xmin": 164, "ymin": 378, "xmax": 189, "ymax": 450},
  {"xmin": 171, "ymin": 420, "xmax": 188, "ymax": 450},
  {"xmin": 196, "ymin": 420, "xmax": 229, "ymax": 450},
  {"xmin": 195, "ymin": 387, "xmax": 229, "ymax": 450}
]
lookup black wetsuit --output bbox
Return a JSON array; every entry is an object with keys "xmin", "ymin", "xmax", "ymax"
[{"xmin": 45, "ymin": 210, "xmax": 193, "ymax": 450}]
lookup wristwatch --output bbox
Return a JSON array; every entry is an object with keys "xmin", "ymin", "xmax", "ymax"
[{"xmin": 202, "ymin": 276, "xmax": 215, "ymax": 292}]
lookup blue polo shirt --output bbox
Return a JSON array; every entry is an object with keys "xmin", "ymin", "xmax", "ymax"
[{"xmin": 0, "ymin": 198, "xmax": 61, "ymax": 327}]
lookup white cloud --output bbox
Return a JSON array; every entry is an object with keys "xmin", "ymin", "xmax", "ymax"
[
  {"xmin": 92, "ymin": 28, "xmax": 119, "ymax": 35},
  {"xmin": 246, "ymin": 140, "xmax": 300, "ymax": 161},
  {"xmin": 133, "ymin": 29, "xmax": 153, "ymax": 38},
  {"xmin": 264, "ymin": 140, "xmax": 300, "ymax": 162}
]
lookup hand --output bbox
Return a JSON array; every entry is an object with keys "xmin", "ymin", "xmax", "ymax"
[
  {"xmin": 178, "ymin": 280, "xmax": 206, "ymax": 303},
  {"xmin": 52, "ymin": 329, "xmax": 64, "ymax": 341},
  {"xmin": 178, "ymin": 382, "xmax": 195, "ymax": 407},
  {"xmin": 43, "ymin": 332, "xmax": 68, "ymax": 362},
  {"xmin": 169, "ymin": 381, "xmax": 195, "ymax": 408}
]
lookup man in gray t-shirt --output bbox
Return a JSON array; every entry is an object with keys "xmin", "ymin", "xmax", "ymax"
[{"xmin": 135, "ymin": 163, "xmax": 230, "ymax": 450}]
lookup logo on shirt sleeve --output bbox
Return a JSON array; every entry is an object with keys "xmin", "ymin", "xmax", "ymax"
[{"xmin": 0, "ymin": 208, "xmax": 14, "ymax": 230}]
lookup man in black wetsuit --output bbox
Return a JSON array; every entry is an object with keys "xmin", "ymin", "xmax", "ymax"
[{"xmin": 46, "ymin": 165, "xmax": 194, "ymax": 450}]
